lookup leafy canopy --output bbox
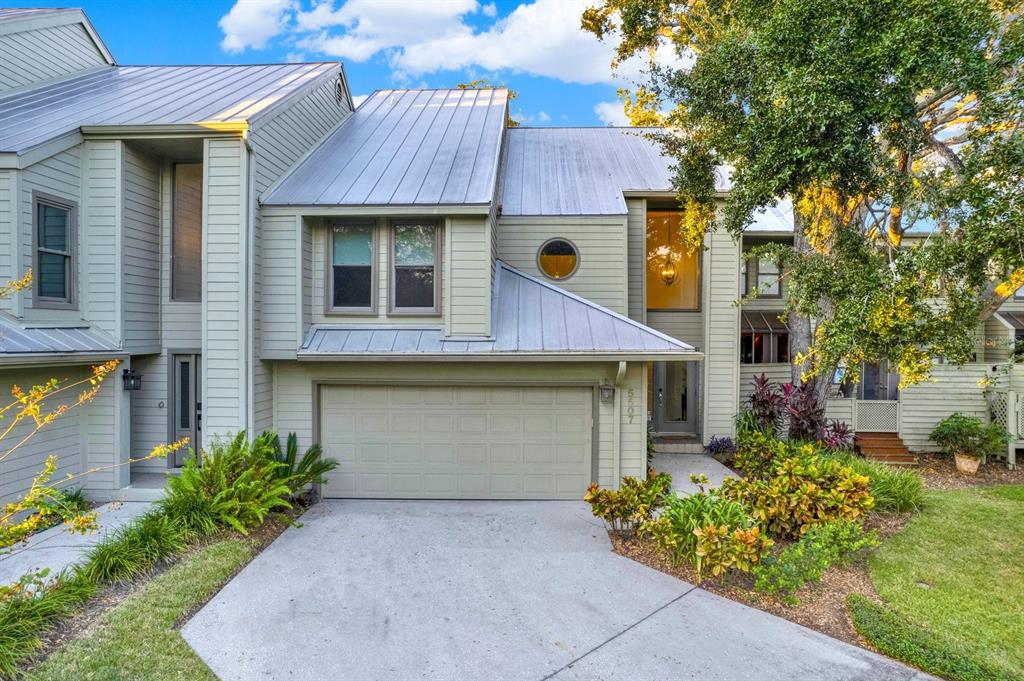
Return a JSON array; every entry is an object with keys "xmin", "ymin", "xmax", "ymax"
[{"xmin": 583, "ymin": 0, "xmax": 1024, "ymax": 385}]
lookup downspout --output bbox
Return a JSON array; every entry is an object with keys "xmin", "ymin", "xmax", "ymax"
[{"xmin": 613, "ymin": 361, "xmax": 627, "ymax": 487}]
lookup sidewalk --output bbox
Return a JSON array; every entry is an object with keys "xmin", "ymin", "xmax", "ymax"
[
  {"xmin": 0, "ymin": 501, "xmax": 152, "ymax": 585},
  {"xmin": 652, "ymin": 453, "xmax": 738, "ymax": 494}
]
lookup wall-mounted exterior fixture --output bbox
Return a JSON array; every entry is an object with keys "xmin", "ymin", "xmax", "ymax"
[
  {"xmin": 122, "ymin": 368, "xmax": 142, "ymax": 391},
  {"xmin": 599, "ymin": 383, "xmax": 615, "ymax": 404}
]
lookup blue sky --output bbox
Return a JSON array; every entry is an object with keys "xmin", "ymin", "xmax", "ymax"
[{"xmin": 15, "ymin": 0, "xmax": 661, "ymax": 126}]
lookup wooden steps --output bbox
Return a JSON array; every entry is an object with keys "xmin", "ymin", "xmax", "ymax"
[{"xmin": 854, "ymin": 432, "xmax": 918, "ymax": 465}]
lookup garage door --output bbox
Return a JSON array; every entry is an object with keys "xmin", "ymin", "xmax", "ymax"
[{"xmin": 319, "ymin": 384, "xmax": 593, "ymax": 499}]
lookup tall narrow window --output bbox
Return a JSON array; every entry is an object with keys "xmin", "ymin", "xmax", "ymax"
[
  {"xmin": 756, "ymin": 257, "xmax": 781, "ymax": 297},
  {"xmin": 172, "ymin": 163, "xmax": 203, "ymax": 302},
  {"xmin": 392, "ymin": 222, "xmax": 438, "ymax": 312},
  {"xmin": 646, "ymin": 210, "xmax": 700, "ymax": 310},
  {"xmin": 331, "ymin": 223, "xmax": 375, "ymax": 311},
  {"xmin": 34, "ymin": 194, "xmax": 75, "ymax": 308}
]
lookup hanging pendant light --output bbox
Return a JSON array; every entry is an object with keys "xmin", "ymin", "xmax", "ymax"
[{"xmin": 660, "ymin": 257, "xmax": 677, "ymax": 285}]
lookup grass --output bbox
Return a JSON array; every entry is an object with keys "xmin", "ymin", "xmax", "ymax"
[
  {"xmin": 853, "ymin": 485, "xmax": 1024, "ymax": 680},
  {"xmin": 826, "ymin": 452, "xmax": 924, "ymax": 512},
  {"xmin": 25, "ymin": 539, "xmax": 252, "ymax": 681}
]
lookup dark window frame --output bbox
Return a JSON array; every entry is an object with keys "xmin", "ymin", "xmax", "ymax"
[
  {"xmin": 326, "ymin": 220, "xmax": 378, "ymax": 315},
  {"xmin": 740, "ymin": 330, "xmax": 790, "ymax": 364},
  {"xmin": 31, "ymin": 191, "xmax": 77, "ymax": 310},
  {"xmin": 388, "ymin": 218, "xmax": 441, "ymax": 316}
]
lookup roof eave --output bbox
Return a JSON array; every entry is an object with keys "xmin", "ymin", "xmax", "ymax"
[
  {"xmin": 0, "ymin": 351, "xmax": 128, "ymax": 368},
  {"xmin": 260, "ymin": 203, "xmax": 493, "ymax": 216},
  {"xmin": 295, "ymin": 351, "xmax": 703, "ymax": 362}
]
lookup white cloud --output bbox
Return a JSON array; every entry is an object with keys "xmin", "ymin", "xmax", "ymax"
[
  {"xmin": 351, "ymin": 93, "xmax": 369, "ymax": 108},
  {"xmin": 594, "ymin": 100, "xmax": 628, "ymax": 126},
  {"xmin": 220, "ymin": 0, "xmax": 296, "ymax": 53},
  {"xmin": 481, "ymin": 2, "xmax": 497, "ymax": 17},
  {"xmin": 285, "ymin": 51, "xmax": 306, "ymax": 63},
  {"xmin": 537, "ymin": 111, "xmax": 551, "ymax": 122}
]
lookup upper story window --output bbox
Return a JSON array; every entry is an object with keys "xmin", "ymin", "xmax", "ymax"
[
  {"xmin": 171, "ymin": 163, "xmax": 203, "ymax": 302},
  {"xmin": 330, "ymin": 222, "xmax": 376, "ymax": 312},
  {"xmin": 755, "ymin": 257, "xmax": 781, "ymax": 297},
  {"xmin": 647, "ymin": 210, "xmax": 700, "ymax": 310},
  {"xmin": 391, "ymin": 221, "xmax": 439, "ymax": 314},
  {"xmin": 33, "ymin": 192, "xmax": 76, "ymax": 309},
  {"xmin": 739, "ymin": 312, "xmax": 789, "ymax": 364},
  {"xmin": 537, "ymin": 238, "xmax": 579, "ymax": 280}
]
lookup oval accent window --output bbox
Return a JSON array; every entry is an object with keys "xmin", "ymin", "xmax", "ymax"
[{"xmin": 537, "ymin": 238, "xmax": 579, "ymax": 280}]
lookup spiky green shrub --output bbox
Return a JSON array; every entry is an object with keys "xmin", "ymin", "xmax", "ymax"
[
  {"xmin": 77, "ymin": 512, "xmax": 187, "ymax": 584},
  {"xmin": 263, "ymin": 432, "xmax": 339, "ymax": 496},
  {"xmin": 159, "ymin": 432, "xmax": 292, "ymax": 536}
]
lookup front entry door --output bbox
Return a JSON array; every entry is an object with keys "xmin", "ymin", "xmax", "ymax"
[
  {"xmin": 171, "ymin": 354, "xmax": 201, "ymax": 467},
  {"xmin": 652, "ymin": 361, "xmax": 698, "ymax": 434}
]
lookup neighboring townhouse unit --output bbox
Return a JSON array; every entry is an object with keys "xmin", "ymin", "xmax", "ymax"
[{"xmin": 0, "ymin": 9, "xmax": 1019, "ymax": 506}]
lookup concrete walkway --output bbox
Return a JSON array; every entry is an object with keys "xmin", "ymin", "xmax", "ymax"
[
  {"xmin": 183, "ymin": 501, "xmax": 927, "ymax": 681},
  {"xmin": 0, "ymin": 501, "xmax": 152, "ymax": 584},
  {"xmin": 654, "ymin": 453, "xmax": 737, "ymax": 494}
]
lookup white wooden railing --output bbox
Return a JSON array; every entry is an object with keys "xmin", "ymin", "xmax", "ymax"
[
  {"xmin": 825, "ymin": 397, "xmax": 901, "ymax": 433},
  {"xmin": 987, "ymin": 389, "xmax": 1020, "ymax": 469}
]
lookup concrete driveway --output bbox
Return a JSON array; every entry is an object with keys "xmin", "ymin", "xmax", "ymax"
[{"xmin": 183, "ymin": 501, "xmax": 926, "ymax": 681}]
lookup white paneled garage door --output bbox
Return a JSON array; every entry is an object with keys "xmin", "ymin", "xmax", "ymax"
[{"xmin": 319, "ymin": 384, "xmax": 594, "ymax": 499}]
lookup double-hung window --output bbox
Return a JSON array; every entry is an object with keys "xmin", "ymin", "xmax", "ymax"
[
  {"xmin": 756, "ymin": 257, "xmax": 781, "ymax": 297},
  {"xmin": 330, "ymin": 222, "xmax": 376, "ymax": 312},
  {"xmin": 391, "ymin": 221, "xmax": 439, "ymax": 313},
  {"xmin": 33, "ymin": 193, "xmax": 76, "ymax": 308}
]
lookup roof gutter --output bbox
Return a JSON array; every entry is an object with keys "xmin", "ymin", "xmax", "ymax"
[
  {"xmin": 0, "ymin": 351, "xmax": 128, "ymax": 368},
  {"xmin": 295, "ymin": 351, "xmax": 703, "ymax": 362}
]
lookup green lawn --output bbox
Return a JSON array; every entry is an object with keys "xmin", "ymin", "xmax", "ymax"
[
  {"xmin": 27, "ymin": 539, "xmax": 252, "ymax": 681},
  {"xmin": 855, "ymin": 485, "xmax": 1024, "ymax": 681}
]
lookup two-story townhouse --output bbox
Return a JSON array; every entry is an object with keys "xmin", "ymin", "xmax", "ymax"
[{"xmin": 2, "ymin": 8, "xmax": 1019, "ymax": 507}]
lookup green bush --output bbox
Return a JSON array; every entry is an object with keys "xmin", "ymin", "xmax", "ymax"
[
  {"xmin": 264, "ymin": 432, "xmax": 339, "ymax": 496},
  {"xmin": 584, "ymin": 472, "xmax": 672, "ymax": 532},
  {"xmin": 848, "ymin": 594, "xmax": 1015, "ymax": 681},
  {"xmin": 77, "ymin": 512, "xmax": 187, "ymax": 584},
  {"xmin": 159, "ymin": 432, "xmax": 292, "ymax": 536},
  {"xmin": 930, "ymin": 412, "xmax": 1009, "ymax": 461},
  {"xmin": 754, "ymin": 520, "xmax": 879, "ymax": 603},
  {"xmin": 639, "ymin": 476, "xmax": 773, "ymax": 581},
  {"xmin": 827, "ymin": 452, "xmax": 924, "ymax": 512},
  {"xmin": 722, "ymin": 443, "xmax": 874, "ymax": 539},
  {"xmin": 0, "ymin": 570, "xmax": 96, "ymax": 676},
  {"xmin": 733, "ymin": 428, "xmax": 790, "ymax": 479}
]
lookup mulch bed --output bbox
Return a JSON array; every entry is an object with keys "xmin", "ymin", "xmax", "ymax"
[
  {"xmin": 610, "ymin": 511, "xmax": 911, "ymax": 651},
  {"xmin": 22, "ymin": 497, "xmax": 312, "ymax": 671},
  {"xmin": 916, "ymin": 452, "xmax": 1024, "ymax": 490}
]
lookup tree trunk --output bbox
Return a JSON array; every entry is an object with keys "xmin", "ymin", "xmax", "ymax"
[{"xmin": 789, "ymin": 211, "xmax": 814, "ymax": 389}]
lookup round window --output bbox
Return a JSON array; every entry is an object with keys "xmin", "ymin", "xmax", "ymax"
[{"xmin": 537, "ymin": 238, "xmax": 579, "ymax": 280}]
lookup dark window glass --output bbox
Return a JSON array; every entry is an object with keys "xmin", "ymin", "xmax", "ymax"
[
  {"xmin": 775, "ymin": 333, "xmax": 790, "ymax": 363},
  {"xmin": 393, "ymin": 223, "xmax": 436, "ymax": 310},
  {"xmin": 179, "ymin": 361, "xmax": 191, "ymax": 429},
  {"xmin": 172, "ymin": 164, "xmax": 203, "ymax": 302},
  {"xmin": 332, "ymin": 224, "xmax": 374, "ymax": 309},
  {"xmin": 740, "ymin": 333, "xmax": 753, "ymax": 363},
  {"xmin": 36, "ymin": 202, "xmax": 71, "ymax": 302}
]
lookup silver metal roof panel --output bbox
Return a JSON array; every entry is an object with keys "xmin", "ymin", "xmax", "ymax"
[
  {"xmin": 264, "ymin": 88, "xmax": 507, "ymax": 207},
  {"xmin": 0, "ymin": 319, "xmax": 119, "ymax": 355}
]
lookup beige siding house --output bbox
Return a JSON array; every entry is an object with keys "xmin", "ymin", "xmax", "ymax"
[{"xmin": 0, "ymin": 8, "xmax": 1019, "ymax": 506}]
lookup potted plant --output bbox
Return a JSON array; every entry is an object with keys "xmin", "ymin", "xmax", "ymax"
[{"xmin": 930, "ymin": 413, "xmax": 1010, "ymax": 475}]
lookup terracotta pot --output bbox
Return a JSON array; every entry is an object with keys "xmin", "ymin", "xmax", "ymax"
[{"xmin": 954, "ymin": 452, "xmax": 981, "ymax": 475}]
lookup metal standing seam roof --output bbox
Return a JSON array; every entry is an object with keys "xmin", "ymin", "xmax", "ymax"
[
  {"xmin": 996, "ymin": 312, "xmax": 1024, "ymax": 330},
  {"xmin": 299, "ymin": 260, "xmax": 698, "ymax": 359},
  {"xmin": 0, "ymin": 62, "xmax": 340, "ymax": 154},
  {"xmin": 0, "ymin": 8, "xmax": 74, "ymax": 21},
  {"xmin": 264, "ymin": 88, "xmax": 508, "ymax": 207},
  {"xmin": 0, "ymin": 318, "xmax": 120, "ymax": 357},
  {"xmin": 499, "ymin": 126, "xmax": 794, "ymax": 230}
]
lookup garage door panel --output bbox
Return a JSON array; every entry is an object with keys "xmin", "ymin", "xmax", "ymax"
[{"xmin": 321, "ymin": 384, "xmax": 593, "ymax": 499}]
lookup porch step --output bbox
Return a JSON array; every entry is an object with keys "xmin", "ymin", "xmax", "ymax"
[
  {"xmin": 652, "ymin": 436, "xmax": 704, "ymax": 455},
  {"xmin": 854, "ymin": 432, "xmax": 918, "ymax": 465}
]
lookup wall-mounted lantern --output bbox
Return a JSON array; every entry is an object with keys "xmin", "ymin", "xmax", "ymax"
[
  {"xmin": 599, "ymin": 383, "xmax": 615, "ymax": 404},
  {"xmin": 122, "ymin": 368, "xmax": 142, "ymax": 391},
  {"xmin": 659, "ymin": 257, "xmax": 677, "ymax": 285}
]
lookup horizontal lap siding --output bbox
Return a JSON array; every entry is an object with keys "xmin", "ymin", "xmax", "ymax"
[
  {"xmin": 983, "ymin": 316, "xmax": 1012, "ymax": 363},
  {"xmin": 703, "ymin": 227, "xmax": 741, "ymax": 440},
  {"xmin": 262, "ymin": 215, "xmax": 300, "ymax": 356},
  {"xmin": 739, "ymin": 363, "xmax": 790, "ymax": 403},
  {"xmin": 0, "ymin": 170, "xmax": 12, "ymax": 314},
  {"xmin": 899, "ymin": 364, "xmax": 993, "ymax": 452},
  {"xmin": 122, "ymin": 144, "xmax": 160, "ymax": 352},
  {"xmin": 0, "ymin": 23, "xmax": 106, "ymax": 94},
  {"xmin": 497, "ymin": 216, "xmax": 628, "ymax": 315},
  {"xmin": 447, "ymin": 216, "xmax": 490, "ymax": 336},
  {"xmin": 626, "ymin": 199, "xmax": 645, "ymax": 322}
]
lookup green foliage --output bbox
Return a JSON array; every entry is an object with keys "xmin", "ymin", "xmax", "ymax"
[
  {"xmin": 77, "ymin": 512, "xmax": 187, "ymax": 584},
  {"xmin": 722, "ymin": 443, "xmax": 874, "ymax": 538},
  {"xmin": 639, "ymin": 475, "xmax": 773, "ymax": 581},
  {"xmin": 263, "ymin": 432, "xmax": 339, "ymax": 496},
  {"xmin": 733, "ymin": 428, "xmax": 790, "ymax": 479},
  {"xmin": 0, "ymin": 571, "xmax": 96, "ymax": 676},
  {"xmin": 754, "ymin": 520, "xmax": 879, "ymax": 604},
  {"xmin": 930, "ymin": 412, "xmax": 1010, "ymax": 460},
  {"xmin": 160, "ymin": 432, "xmax": 292, "ymax": 537},
  {"xmin": 848, "ymin": 594, "xmax": 1016, "ymax": 681},
  {"xmin": 584, "ymin": 472, "xmax": 672, "ymax": 532},
  {"xmin": 827, "ymin": 452, "xmax": 924, "ymax": 512},
  {"xmin": 582, "ymin": 0, "xmax": 1024, "ymax": 387}
]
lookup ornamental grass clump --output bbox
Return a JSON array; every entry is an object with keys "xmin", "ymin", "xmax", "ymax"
[
  {"xmin": 584, "ymin": 471, "xmax": 672, "ymax": 533},
  {"xmin": 827, "ymin": 452, "xmax": 924, "ymax": 513}
]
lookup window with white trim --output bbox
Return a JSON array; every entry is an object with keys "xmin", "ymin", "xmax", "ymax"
[
  {"xmin": 33, "ymin": 194, "xmax": 76, "ymax": 308},
  {"xmin": 391, "ymin": 221, "xmax": 439, "ymax": 313},
  {"xmin": 755, "ymin": 257, "xmax": 781, "ymax": 297}
]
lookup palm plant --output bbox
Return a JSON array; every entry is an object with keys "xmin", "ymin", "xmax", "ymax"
[{"xmin": 264, "ymin": 432, "xmax": 339, "ymax": 496}]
